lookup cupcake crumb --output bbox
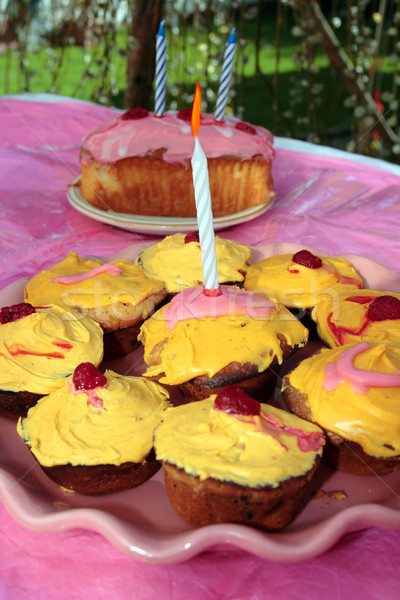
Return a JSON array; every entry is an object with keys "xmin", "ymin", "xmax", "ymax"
[
  {"xmin": 311, "ymin": 489, "xmax": 347, "ymax": 501},
  {"xmin": 311, "ymin": 489, "xmax": 326, "ymax": 500},
  {"xmin": 327, "ymin": 489, "xmax": 347, "ymax": 500}
]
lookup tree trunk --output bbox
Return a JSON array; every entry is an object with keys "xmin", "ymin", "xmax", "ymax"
[{"xmin": 124, "ymin": 0, "xmax": 164, "ymax": 110}]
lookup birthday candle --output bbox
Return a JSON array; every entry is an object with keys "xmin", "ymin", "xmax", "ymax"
[
  {"xmin": 191, "ymin": 83, "xmax": 220, "ymax": 293},
  {"xmin": 155, "ymin": 21, "xmax": 167, "ymax": 117},
  {"xmin": 214, "ymin": 28, "xmax": 237, "ymax": 121}
]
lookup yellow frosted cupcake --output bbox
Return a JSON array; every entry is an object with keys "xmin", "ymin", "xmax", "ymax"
[
  {"xmin": 312, "ymin": 288, "xmax": 400, "ymax": 348},
  {"xmin": 154, "ymin": 385, "xmax": 324, "ymax": 531},
  {"xmin": 17, "ymin": 363, "xmax": 171, "ymax": 495},
  {"xmin": 139, "ymin": 285, "xmax": 308, "ymax": 402},
  {"xmin": 135, "ymin": 232, "xmax": 251, "ymax": 294},
  {"xmin": 0, "ymin": 302, "xmax": 103, "ymax": 419},
  {"xmin": 244, "ymin": 249, "xmax": 363, "ymax": 309},
  {"xmin": 24, "ymin": 251, "xmax": 167, "ymax": 359},
  {"xmin": 282, "ymin": 342, "xmax": 400, "ymax": 475}
]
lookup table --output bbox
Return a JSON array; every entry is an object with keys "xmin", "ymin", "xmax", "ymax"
[{"xmin": 1, "ymin": 94, "xmax": 400, "ymax": 600}]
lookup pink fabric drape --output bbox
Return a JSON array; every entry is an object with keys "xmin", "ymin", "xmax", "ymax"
[{"xmin": 0, "ymin": 96, "xmax": 399, "ymax": 600}]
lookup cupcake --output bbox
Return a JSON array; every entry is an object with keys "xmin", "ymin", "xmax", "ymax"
[
  {"xmin": 244, "ymin": 249, "xmax": 363, "ymax": 308},
  {"xmin": 17, "ymin": 363, "xmax": 171, "ymax": 495},
  {"xmin": 135, "ymin": 232, "xmax": 251, "ymax": 295},
  {"xmin": 311, "ymin": 288, "xmax": 400, "ymax": 348},
  {"xmin": 282, "ymin": 342, "xmax": 400, "ymax": 475},
  {"xmin": 139, "ymin": 285, "xmax": 308, "ymax": 402},
  {"xmin": 153, "ymin": 385, "xmax": 325, "ymax": 531},
  {"xmin": 0, "ymin": 302, "xmax": 103, "ymax": 419},
  {"xmin": 24, "ymin": 251, "xmax": 167, "ymax": 360}
]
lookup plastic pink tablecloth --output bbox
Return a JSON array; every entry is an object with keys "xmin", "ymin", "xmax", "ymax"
[{"xmin": 1, "ymin": 95, "xmax": 400, "ymax": 599}]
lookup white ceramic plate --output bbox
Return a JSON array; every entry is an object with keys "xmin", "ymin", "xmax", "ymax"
[
  {"xmin": 1, "ymin": 243, "xmax": 400, "ymax": 564},
  {"xmin": 67, "ymin": 177, "xmax": 273, "ymax": 234}
]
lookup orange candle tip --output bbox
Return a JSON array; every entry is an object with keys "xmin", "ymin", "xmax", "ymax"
[
  {"xmin": 191, "ymin": 82, "xmax": 202, "ymax": 137},
  {"xmin": 203, "ymin": 286, "xmax": 222, "ymax": 297}
]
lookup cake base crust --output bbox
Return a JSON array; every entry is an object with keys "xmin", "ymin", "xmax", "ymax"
[
  {"xmin": 80, "ymin": 154, "xmax": 274, "ymax": 218},
  {"xmin": 41, "ymin": 450, "xmax": 160, "ymax": 495},
  {"xmin": 0, "ymin": 389, "xmax": 42, "ymax": 420},
  {"xmin": 103, "ymin": 321, "xmax": 142, "ymax": 360},
  {"xmin": 282, "ymin": 379, "xmax": 400, "ymax": 476},
  {"xmin": 178, "ymin": 361, "xmax": 277, "ymax": 403},
  {"xmin": 162, "ymin": 460, "xmax": 320, "ymax": 531}
]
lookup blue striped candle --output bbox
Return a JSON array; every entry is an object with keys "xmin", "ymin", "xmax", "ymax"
[
  {"xmin": 191, "ymin": 83, "xmax": 220, "ymax": 293},
  {"xmin": 155, "ymin": 21, "xmax": 167, "ymax": 117},
  {"xmin": 214, "ymin": 28, "xmax": 236, "ymax": 121}
]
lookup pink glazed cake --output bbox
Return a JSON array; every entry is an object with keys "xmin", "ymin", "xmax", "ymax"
[{"xmin": 79, "ymin": 108, "xmax": 275, "ymax": 218}]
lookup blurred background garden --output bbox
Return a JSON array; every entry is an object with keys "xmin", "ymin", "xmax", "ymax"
[{"xmin": 1, "ymin": 0, "xmax": 399, "ymax": 162}]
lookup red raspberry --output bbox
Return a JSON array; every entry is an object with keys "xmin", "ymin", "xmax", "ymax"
[
  {"xmin": 366, "ymin": 295, "xmax": 400, "ymax": 322},
  {"xmin": 292, "ymin": 249, "xmax": 322, "ymax": 269},
  {"xmin": 120, "ymin": 108, "xmax": 149, "ymax": 121},
  {"xmin": 235, "ymin": 121, "xmax": 256, "ymax": 135},
  {"xmin": 214, "ymin": 385, "xmax": 261, "ymax": 416},
  {"xmin": 72, "ymin": 363, "xmax": 107, "ymax": 391},
  {"xmin": 177, "ymin": 108, "xmax": 193, "ymax": 122},
  {"xmin": 0, "ymin": 303, "xmax": 36, "ymax": 324},
  {"xmin": 184, "ymin": 231, "xmax": 200, "ymax": 243}
]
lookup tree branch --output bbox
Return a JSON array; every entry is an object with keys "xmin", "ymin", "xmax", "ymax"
[{"xmin": 308, "ymin": 0, "xmax": 399, "ymax": 151}]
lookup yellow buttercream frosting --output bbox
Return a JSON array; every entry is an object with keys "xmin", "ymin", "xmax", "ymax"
[
  {"xmin": 139, "ymin": 297, "xmax": 308, "ymax": 385},
  {"xmin": 17, "ymin": 370, "xmax": 171, "ymax": 467},
  {"xmin": 244, "ymin": 253, "xmax": 363, "ymax": 308},
  {"xmin": 283, "ymin": 343, "xmax": 400, "ymax": 458},
  {"xmin": 24, "ymin": 251, "xmax": 165, "ymax": 311},
  {"xmin": 135, "ymin": 233, "xmax": 251, "ymax": 293},
  {"xmin": 0, "ymin": 304, "xmax": 103, "ymax": 394},
  {"xmin": 154, "ymin": 397, "xmax": 324, "ymax": 487},
  {"xmin": 312, "ymin": 288, "xmax": 400, "ymax": 348}
]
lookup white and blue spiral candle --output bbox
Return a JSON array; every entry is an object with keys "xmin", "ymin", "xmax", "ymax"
[
  {"xmin": 191, "ymin": 83, "xmax": 220, "ymax": 293},
  {"xmin": 214, "ymin": 28, "xmax": 237, "ymax": 122},
  {"xmin": 155, "ymin": 21, "xmax": 167, "ymax": 117}
]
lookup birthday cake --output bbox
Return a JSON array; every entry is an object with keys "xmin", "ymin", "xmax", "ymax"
[{"xmin": 79, "ymin": 108, "xmax": 275, "ymax": 218}]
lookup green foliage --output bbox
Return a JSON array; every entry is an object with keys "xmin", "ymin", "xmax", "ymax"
[{"xmin": 0, "ymin": 0, "xmax": 399, "ymax": 161}]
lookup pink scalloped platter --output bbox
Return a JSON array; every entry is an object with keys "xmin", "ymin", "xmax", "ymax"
[{"xmin": 0, "ymin": 243, "xmax": 399, "ymax": 564}]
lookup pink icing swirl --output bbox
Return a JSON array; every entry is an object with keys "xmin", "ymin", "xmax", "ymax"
[
  {"xmin": 322, "ymin": 264, "xmax": 363, "ymax": 289},
  {"xmin": 164, "ymin": 286, "xmax": 276, "ymax": 330},
  {"xmin": 51, "ymin": 263, "xmax": 122, "ymax": 284},
  {"xmin": 258, "ymin": 412, "xmax": 324, "ymax": 452},
  {"xmin": 323, "ymin": 342, "xmax": 400, "ymax": 394}
]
